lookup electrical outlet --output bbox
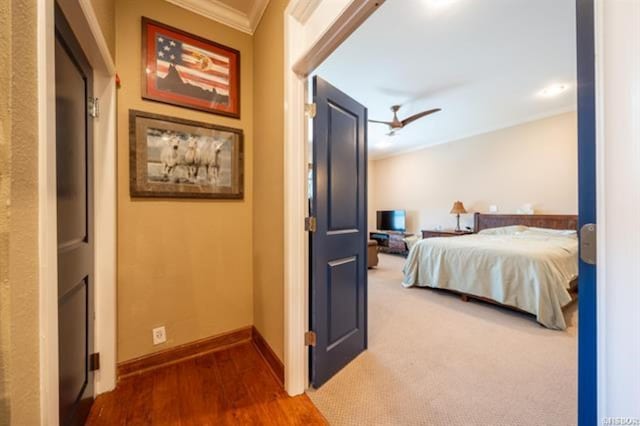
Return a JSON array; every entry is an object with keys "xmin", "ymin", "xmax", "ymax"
[{"xmin": 152, "ymin": 326, "xmax": 166, "ymax": 345}]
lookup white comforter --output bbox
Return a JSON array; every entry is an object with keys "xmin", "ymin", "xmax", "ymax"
[{"xmin": 402, "ymin": 227, "xmax": 579, "ymax": 329}]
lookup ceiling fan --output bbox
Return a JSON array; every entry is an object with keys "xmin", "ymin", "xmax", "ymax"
[{"xmin": 369, "ymin": 105, "xmax": 442, "ymax": 136}]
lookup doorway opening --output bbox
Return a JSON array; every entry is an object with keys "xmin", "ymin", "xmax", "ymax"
[
  {"xmin": 39, "ymin": 0, "xmax": 117, "ymax": 421},
  {"xmin": 289, "ymin": 0, "xmax": 596, "ymax": 424}
]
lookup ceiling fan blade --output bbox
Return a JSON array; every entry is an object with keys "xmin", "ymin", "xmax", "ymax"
[
  {"xmin": 401, "ymin": 108, "xmax": 442, "ymax": 127},
  {"xmin": 368, "ymin": 119, "xmax": 394, "ymax": 126}
]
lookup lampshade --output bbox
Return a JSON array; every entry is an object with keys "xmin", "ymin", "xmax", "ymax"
[{"xmin": 450, "ymin": 201, "xmax": 467, "ymax": 214}]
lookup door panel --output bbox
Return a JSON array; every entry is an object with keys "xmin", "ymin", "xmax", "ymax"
[
  {"xmin": 58, "ymin": 281, "xmax": 89, "ymax": 414},
  {"xmin": 55, "ymin": 5, "xmax": 95, "ymax": 425},
  {"xmin": 311, "ymin": 76, "xmax": 367, "ymax": 387},
  {"xmin": 328, "ymin": 103, "xmax": 359, "ymax": 231},
  {"xmin": 55, "ymin": 36, "xmax": 88, "ymax": 246},
  {"xmin": 328, "ymin": 257, "xmax": 359, "ymax": 346}
]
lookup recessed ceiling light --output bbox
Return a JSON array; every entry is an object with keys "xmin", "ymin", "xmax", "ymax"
[
  {"xmin": 539, "ymin": 84, "xmax": 569, "ymax": 98},
  {"xmin": 376, "ymin": 139, "xmax": 393, "ymax": 149},
  {"xmin": 426, "ymin": 0, "xmax": 456, "ymax": 9}
]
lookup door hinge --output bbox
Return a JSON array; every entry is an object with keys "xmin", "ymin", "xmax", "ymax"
[
  {"xmin": 89, "ymin": 352, "xmax": 100, "ymax": 371},
  {"xmin": 88, "ymin": 97, "xmax": 100, "ymax": 118},
  {"xmin": 305, "ymin": 103, "xmax": 317, "ymax": 118},
  {"xmin": 305, "ymin": 331, "xmax": 317, "ymax": 347},
  {"xmin": 305, "ymin": 216, "xmax": 317, "ymax": 232}
]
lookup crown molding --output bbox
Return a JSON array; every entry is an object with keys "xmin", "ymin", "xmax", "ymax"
[
  {"xmin": 248, "ymin": 0, "xmax": 270, "ymax": 31},
  {"xmin": 289, "ymin": 0, "xmax": 322, "ymax": 24},
  {"xmin": 165, "ymin": 0, "xmax": 270, "ymax": 35}
]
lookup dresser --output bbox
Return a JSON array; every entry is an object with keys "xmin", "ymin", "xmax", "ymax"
[
  {"xmin": 421, "ymin": 229, "xmax": 474, "ymax": 239},
  {"xmin": 369, "ymin": 231, "xmax": 413, "ymax": 255}
]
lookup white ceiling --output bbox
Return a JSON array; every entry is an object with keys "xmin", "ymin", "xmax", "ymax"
[
  {"xmin": 165, "ymin": 0, "xmax": 269, "ymax": 34},
  {"xmin": 315, "ymin": 0, "xmax": 577, "ymax": 159}
]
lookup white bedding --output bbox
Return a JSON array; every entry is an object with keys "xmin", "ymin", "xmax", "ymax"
[{"xmin": 402, "ymin": 227, "xmax": 579, "ymax": 329}]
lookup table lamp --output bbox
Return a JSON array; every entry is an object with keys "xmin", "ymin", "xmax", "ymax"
[{"xmin": 450, "ymin": 201, "xmax": 467, "ymax": 232}]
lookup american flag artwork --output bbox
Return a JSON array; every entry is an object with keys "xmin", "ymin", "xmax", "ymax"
[
  {"xmin": 155, "ymin": 34, "xmax": 230, "ymax": 97},
  {"xmin": 143, "ymin": 18, "xmax": 240, "ymax": 118}
]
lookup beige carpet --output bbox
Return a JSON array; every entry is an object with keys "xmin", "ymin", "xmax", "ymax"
[{"xmin": 307, "ymin": 253, "xmax": 577, "ymax": 426}]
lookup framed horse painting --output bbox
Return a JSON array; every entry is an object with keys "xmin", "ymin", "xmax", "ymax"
[{"xmin": 129, "ymin": 110, "xmax": 244, "ymax": 199}]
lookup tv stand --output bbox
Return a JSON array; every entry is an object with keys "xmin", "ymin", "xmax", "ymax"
[{"xmin": 369, "ymin": 231, "xmax": 413, "ymax": 256}]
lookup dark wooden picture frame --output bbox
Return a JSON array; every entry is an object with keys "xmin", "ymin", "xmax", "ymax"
[
  {"xmin": 141, "ymin": 17, "xmax": 240, "ymax": 118},
  {"xmin": 129, "ymin": 110, "xmax": 244, "ymax": 199}
]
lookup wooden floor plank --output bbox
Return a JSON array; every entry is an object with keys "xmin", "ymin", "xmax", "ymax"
[
  {"xmin": 124, "ymin": 370, "xmax": 155, "ymax": 425},
  {"xmin": 175, "ymin": 358, "xmax": 217, "ymax": 425},
  {"xmin": 87, "ymin": 341, "xmax": 325, "ymax": 425},
  {"xmin": 193, "ymin": 354, "xmax": 226, "ymax": 423},
  {"xmin": 214, "ymin": 345, "xmax": 264, "ymax": 425},
  {"xmin": 150, "ymin": 362, "xmax": 182, "ymax": 426}
]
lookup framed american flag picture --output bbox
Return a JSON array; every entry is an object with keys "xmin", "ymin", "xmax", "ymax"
[{"xmin": 141, "ymin": 18, "xmax": 240, "ymax": 118}]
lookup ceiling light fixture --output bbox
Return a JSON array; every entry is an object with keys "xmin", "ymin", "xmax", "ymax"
[
  {"xmin": 376, "ymin": 138, "xmax": 393, "ymax": 149},
  {"xmin": 539, "ymin": 84, "xmax": 569, "ymax": 98},
  {"xmin": 426, "ymin": 0, "xmax": 456, "ymax": 9}
]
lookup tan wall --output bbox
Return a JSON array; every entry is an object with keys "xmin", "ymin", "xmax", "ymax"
[
  {"xmin": 252, "ymin": 0, "xmax": 288, "ymax": 361},
  {"xmin": 372, "ymin": 112, "xmax": 578, "ymax": 233},
  {"xmin": 90, "ymin": 0, "xmax": 116, "ymax": 57},
  {"xmin": 0, "ymin": 0, "xmax": 11, "ymax": 419},
  {"xmin": 368, "ymin": 160, "xmax": 376, "ymax": 232},
  {"xmin": 116, "ymin": 0, "xmax": 254, "ymax": 362},
  {"xmin": 0, "ymin": 0, "xmax": 41, "ymax": 423}
]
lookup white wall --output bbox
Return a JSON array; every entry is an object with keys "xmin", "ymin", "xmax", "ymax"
[
  {"xmin": 370, "ymin": 112, "xmax": 578, "ymax": 233},
  {"xmin": 598, "ymin": 0, "xmax": 640, "ymax": 419}
]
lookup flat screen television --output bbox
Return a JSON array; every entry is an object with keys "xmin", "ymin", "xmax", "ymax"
[{"xmin": 376, "ymin": 210, "xmax": 406, "ymax": 232}]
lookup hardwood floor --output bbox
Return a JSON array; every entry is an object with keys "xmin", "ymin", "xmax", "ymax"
[{"xmin": 87, "ymin": 342, "xmax": 326, "ymax": 425}]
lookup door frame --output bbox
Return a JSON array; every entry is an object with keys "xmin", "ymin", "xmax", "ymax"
[
  {"xmin": 283, "ymin": 0, "xmax": 383, "ymax": 396},
  {"xmin": 38, "ymin": 0, "xmax": 117, "ymax": 423},
  {"xmin": 283, "ymin": 0, "xmax": 603, "ymax": 423}
]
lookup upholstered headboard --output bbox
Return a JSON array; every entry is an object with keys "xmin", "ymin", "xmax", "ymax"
[{"xmin": 474, "ymin": 213, "xmax": 579, "ymax": 232}]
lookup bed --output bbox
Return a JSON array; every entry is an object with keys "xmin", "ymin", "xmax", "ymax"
[{"xmin": 402, "ymin": 213, "xmax": 579, "ymax": 329}]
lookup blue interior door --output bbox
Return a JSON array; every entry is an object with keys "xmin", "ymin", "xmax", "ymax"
[
  {"xmin": 310, "ymin": 76, "xmax": 368, "ymax": 387},
  {"xmin": 576, "ymin": 0, "xmax": 597, "ymax": 425}
]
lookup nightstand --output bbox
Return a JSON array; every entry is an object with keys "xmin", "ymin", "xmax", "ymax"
[{"xmin": 421, "ymin": 229, "xmax": 474, "ymax": 239}]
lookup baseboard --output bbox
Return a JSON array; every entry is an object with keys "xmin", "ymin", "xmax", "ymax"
[
  {"xmin": 117, "ymin": 326, "xmax": 253, "ymax": 379},
  {"xmin": 251, "ymin": 326, "xmax": 285, "ymax": 386},
  {"xmin": 116, "ymin": 325, "xmax": 285, "ymax": 384}
]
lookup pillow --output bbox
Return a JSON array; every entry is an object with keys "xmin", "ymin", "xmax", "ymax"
[
  {"xmin": 403, "ymin": 235, "xmax": 421, "ymax": 251},
  {"xmin": 477, "ymin": 225, "xmax": 528, "ymax": 235}
]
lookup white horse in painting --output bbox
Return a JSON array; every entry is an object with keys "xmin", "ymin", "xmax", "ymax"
[
  {"xmin": 204, "ymin": 142, "xmax": 223, "ymax": 184},
  {"xmin": 183, "ymin": 136, "xmax": 203, "ymax": 183},
  {"xmin": 160, "ymin": 133, "xmax": 180, "ymax": 181}
]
